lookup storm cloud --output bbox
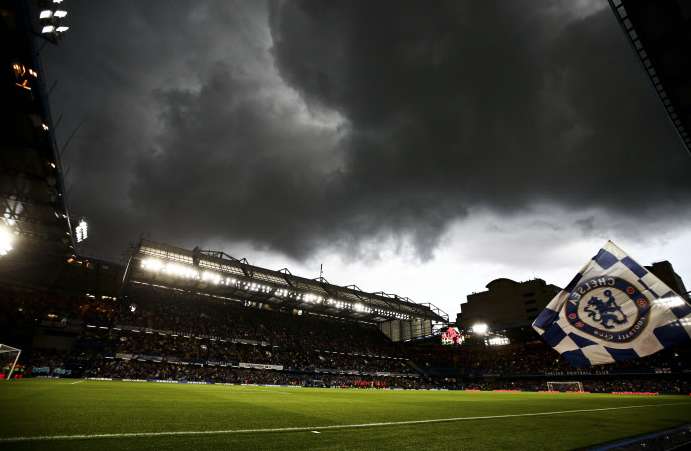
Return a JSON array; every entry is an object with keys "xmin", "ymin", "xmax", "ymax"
[{"xmin": 46, "ymin": 0, "xmax": 691, "ymax": 267}]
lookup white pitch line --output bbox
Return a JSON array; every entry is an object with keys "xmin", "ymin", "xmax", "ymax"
[
  {"xmin": 0, "ymin": 402, "xmax": 688, "ymax": 443},
  {"xmin": 70, "ymin": 380, "xmax": 84, "ymax": 385}
]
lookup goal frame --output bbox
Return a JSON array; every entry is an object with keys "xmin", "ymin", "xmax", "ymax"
[
  {"xmin": 546, "ymin": 381, "xmax": 583, "ymax": 392},
  {"xmin": 0, "ymin": 344, "xmax": 21, "ymax": 381}
]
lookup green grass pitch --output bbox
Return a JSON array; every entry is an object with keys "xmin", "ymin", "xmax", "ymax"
[{"xmin": 1, "ymin": 380, "xmax": 690, "ymax": 450}]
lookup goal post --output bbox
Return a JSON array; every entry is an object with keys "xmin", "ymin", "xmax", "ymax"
[
  {"xmin": 546, "ymin": 381, "xmax": 583, "ymax": 392},
  {"xmin": 0, "ymin": 344, "xmax": 21, "ymax": 381}
]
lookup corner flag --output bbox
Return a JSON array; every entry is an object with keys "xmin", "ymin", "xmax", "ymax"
[{"xmin": 532, "ymin": 241, "xmax": 691, "ymax": 367}]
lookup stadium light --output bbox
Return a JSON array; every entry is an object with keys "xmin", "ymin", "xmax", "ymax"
[
  {"xmin": 164, "ymin": 262, "xmax": 199, "ymax": 279},
  {"xmin": 54, "ymin": 10, "xmax": 68, "ymax": 18},
  {"xmin": 201, "ymin": 271, "xmax": 221, "ymax": 285},
  {"xmin": 56, "ymin": 26, "xmax": 70, "ymax": 33},
  {"xmin": 39, "ymin": 10, "xmax": 53, "ymax": 19},
  {"xmin": 486, "ymin": 336, "xmax": 510, "ymax": 346},
  {"xmin": 141, "ymin": 257, "xmax": 163, "ymax": 271},
  {"xmin": 41, "ymin": 25, "xmax": 55, "ymax": 34},
  {"xmin": 75, "ymin": 219, "xmax": 88, "ymax": 243},
  {"xmin": 0, "ymin": 224, "xmax": 16, "ymax": 256},
  {"xmin": 471, "ymin": 322, "xmax": 489, "ymax": 335}
]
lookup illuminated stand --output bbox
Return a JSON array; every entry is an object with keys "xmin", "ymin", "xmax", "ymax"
[
  {"xmin": 121, "ymin": 240, "xmax": 449, "ymax": 342},
  {"xmin": 0, "ymin": 345, "xmax": 21, "ymax": 381}
]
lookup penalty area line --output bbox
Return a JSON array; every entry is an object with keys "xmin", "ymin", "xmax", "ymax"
[{"xmin": 1, "ymin": 402, "xmax": 689, "ymax": 443}]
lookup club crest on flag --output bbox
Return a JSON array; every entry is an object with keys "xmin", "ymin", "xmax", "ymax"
[
  {"xmin": 532, "ymin": 241, "xmax": 691, "ymax": 367},
  {"xmin": 565, "ymin": 276, "xmax": 651, "ymax": 342}
]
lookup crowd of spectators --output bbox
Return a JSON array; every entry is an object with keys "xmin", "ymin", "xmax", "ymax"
[
  {"xmin": 455, "ymin": 377, "xmax": 691, "ymax": 394},
  {"xmin": 0, "ymin": 286, "xmax": 96, "ymax": 329},
  {"xmin": 116, "ymin": 285, "xmax": 398, "ymax": 356},
  {"xmin": 2, "ymin": 284, "xmax": 690, "ymax": 393},
  {"xmin": 412, "ymin": 341, "xmax": 691, "ymax": 377},
  {"xmin": 83, "ymin": 359, "xmax": 422, "ymax": 388},
  {"xmin": 86, "ymin": 329, "xmax": 412, "ymax": 374}
]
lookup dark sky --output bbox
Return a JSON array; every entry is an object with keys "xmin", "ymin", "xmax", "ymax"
[{"xmin": 43, "ymin": 0, "xmax": 691, "ymax": 313}]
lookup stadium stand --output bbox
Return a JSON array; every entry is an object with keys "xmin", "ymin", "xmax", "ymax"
[{"xmin": 2, "ymin": 283, "xmax": 689, "ymax": 393}]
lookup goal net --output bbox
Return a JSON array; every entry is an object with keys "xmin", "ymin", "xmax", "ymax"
[
  {"xmin": 546, "ymin": 381, "xmax": 583, "ymax": 392},
  {"xmin": 0, "ymin": 344, "xmax": 21, "ymax": 381}
]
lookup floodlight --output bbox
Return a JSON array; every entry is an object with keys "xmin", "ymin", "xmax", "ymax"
[
  {"xmin": 41, "ymin": 25, "xmax": 55, "ymax": 34},
  {"xmin": 56, "ymin": 26, "xmax": 70, "ymax": 33},
  {"xmin": 471, "ymin": 322, "xmax": 489, "ymax": 335},
  {"xmin": 54, "ymin": 10, "xmax": 67, "ymax": 18},
  {"xmin": 75, "ymin": 219, "xmax": 88, "ymax": 243},
  {"xmin": 141, "ymin": 258, "xmax": 163, "ymax": 271},
  {"xmin": 39, "ymin": 10, "xmax": 53, "ymax": 19},
  {"xmin": 163, "ymin": 262, "xmax": 199, "ymax": 279},
  {"xmin": 201, "ymin": 271, "xmax": 221, "ymax": 284},
  {"xmin": 0, "ymin": 224, "xmax": 15, "ymax": 256},
  {"xmin": 53, "ymin": 0, "xmax": 64, "ymax": 3},
  {"xmin": 487, "ymin": 336, "xmax": 509, "ymax": 346}
]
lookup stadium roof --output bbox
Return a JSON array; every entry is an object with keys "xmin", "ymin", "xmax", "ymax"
[
  {"xmin": 124, "ymin": 239, "xmax": 449, "ymax": 324},
  {"xmin": 609, "ymin": 0, "xmax": 691, "ymax": 155}
]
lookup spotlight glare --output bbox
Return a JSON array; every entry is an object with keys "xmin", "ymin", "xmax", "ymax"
[
  {"xmin": 75, "ymin": 219, "xmax": 88, "ymax": 243},
  {"xmin": 141, "ymin": 258, "xmax": 163, "ymax": 271},
  {"xmin": 471, "ymin": 322, "xmax": 489, "ymax": 335},
  {"xmin": 0, "ymin": 225, "xmax": 15, "ymax": 256}
]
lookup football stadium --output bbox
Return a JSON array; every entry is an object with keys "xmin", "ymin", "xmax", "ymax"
[{"xmin": 2, "ymin": 1, "xmax": 691, "ymax": 450}]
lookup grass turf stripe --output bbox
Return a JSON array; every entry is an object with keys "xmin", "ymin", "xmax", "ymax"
[{"xmin": 1, "ymin": 401, "xmax": 689, "ymax": 443}]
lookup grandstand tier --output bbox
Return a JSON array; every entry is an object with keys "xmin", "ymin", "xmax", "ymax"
[{"xmin": 125, "ymin": 240, "xmax": 449, "ymax": 342}]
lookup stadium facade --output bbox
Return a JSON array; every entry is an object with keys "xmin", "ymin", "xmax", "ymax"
[
  {"xmin": 0, "ymin": 0, "xmax": 75, "ymax": 288},
  {"xmin": 457, "ymin": 278, "xmax": 561, "ymax": 331},
  {"xmin": 646, "ymin": 260, "xmax": 690, "ymax": 302}
]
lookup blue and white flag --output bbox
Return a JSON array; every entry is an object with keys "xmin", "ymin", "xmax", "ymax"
[{"xmin": 532, "ymin": 241, "xmax": 691, "ymax": 367}]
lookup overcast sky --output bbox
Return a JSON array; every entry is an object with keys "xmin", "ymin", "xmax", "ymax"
[{"xmin": 44, "ymin": 0, "xmax": 691, "ymax": 319}]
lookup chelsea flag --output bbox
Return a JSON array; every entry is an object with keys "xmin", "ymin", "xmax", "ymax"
[{"xmin": 532, "ymin": 241, "xmax": 691, "ymax": 367}]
